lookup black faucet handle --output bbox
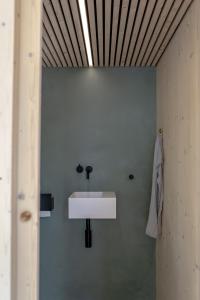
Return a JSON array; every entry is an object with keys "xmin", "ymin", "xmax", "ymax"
[
  {"xmin": 76, "ymin": 164, "xmax": 84, "ymax": 173},
  {"xmin": 85, "ymin": 166, "xmax": 93, "ymax": 180}
]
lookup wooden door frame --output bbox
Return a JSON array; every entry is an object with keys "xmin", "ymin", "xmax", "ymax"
[
  {"xmin": 0, "ymin": 1, "xmax": 42, "ymax": 300},
  {"xmin": 1, "ymin": 1, "xmax": 200, "ymax": 300}
]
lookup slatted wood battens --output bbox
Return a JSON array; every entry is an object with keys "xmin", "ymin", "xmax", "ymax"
[{"xmin": 42, "ymin": 0, "xmax": 194, "ymax": 67}]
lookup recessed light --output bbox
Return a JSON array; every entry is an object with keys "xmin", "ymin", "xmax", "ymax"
[{"xmin": 78, "ymin": 0, "xmax": 93, "ymax": 67}]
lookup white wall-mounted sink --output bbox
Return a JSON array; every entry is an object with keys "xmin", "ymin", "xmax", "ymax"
[{"xmin": 68, "ymin": 192, "xmax": 116, "ymax": 219}]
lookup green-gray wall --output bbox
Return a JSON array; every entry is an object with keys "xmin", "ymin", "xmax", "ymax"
[{"xmin": 40, "ymin": 68, "xmax": 156, "ymax": 300}]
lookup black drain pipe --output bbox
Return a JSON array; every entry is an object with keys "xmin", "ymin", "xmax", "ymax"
[{"xmin": 85, "ymin": 218, "xmax": 92, "ymax": 248}]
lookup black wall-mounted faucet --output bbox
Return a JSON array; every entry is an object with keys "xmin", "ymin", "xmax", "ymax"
[{"xmin": 85, "ymin": 166, "xmax": 93, "ymax": 180}]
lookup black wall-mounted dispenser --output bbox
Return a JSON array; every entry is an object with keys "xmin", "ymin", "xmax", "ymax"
[{"xmin": 40, "ymin": 193, "xmax": 54, "ymax": 211}]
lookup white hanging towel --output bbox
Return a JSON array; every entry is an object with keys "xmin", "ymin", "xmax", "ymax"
[{"xmin": 146, "ymin": 133, "xmax": 164, "ymax": 239}]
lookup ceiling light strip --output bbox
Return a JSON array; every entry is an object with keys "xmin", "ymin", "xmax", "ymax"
[{"xmin": 78, "ymin": 0, "xmax": 93, "ymax": 67}]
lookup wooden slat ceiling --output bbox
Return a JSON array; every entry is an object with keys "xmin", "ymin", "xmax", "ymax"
[{"xmin": 42, "ymin": 0, "xmax": 193, "ymax": 67}]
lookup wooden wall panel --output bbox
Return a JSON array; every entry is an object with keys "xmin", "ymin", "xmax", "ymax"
[
  {"xmin": 15, "ymin": 0, "xmax": 42, "ymax": 298},
  {"xmin": 156, "ymin": 1, "xmax": 200, "ymax": 299},
  {"xmin": 0, "ymin": 0, "xmax": 42, "ymax": 299},
  {"xmin": 0, "ymin": 1, "xmax": 16, "ymax": 299}
]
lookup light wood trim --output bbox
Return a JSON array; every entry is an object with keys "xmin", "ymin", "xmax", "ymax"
[
  {"xmin": 152, "ymin": 0, "xmax": 193, "ymax": 66},
  {"xmin": 115, "ymin": 0, "xmax": 129, "ymax": 66},
  {"xmin": 126, "ymin": 0, "xmax": 147, "ymax": 66},
  {"xmin": 43, "ymin": 10, "xmax": 67, "ymax": 66},
  {"xmin": 42, "ymin": 41, "xmax": 57, "ymax": 67},
  {"xmin": 44, "ymin": 0, "xmax": 72, "ymax": 66},
  {"xmin": 141, "ymin": 0, "xmax": 174, "ymax": 66},
  {"xmin": 0, "ymin": 0, "xmax": 42, "ymax": 300},
  {"xmin": 120, "ymin": 0, "xmax": 138, "ymax": 66},
  {"xmin": 147, "ymin": 0, "xmax": 183, "ymax": 66},
  {"xmin": 43, "ymin": 26, "xmax": 61, "ymax": 66},
  {"xmin": 42, "ymin": 53, "xmax": 51, "ymax": 67},
  {"xmin": 60, "ymin": 0, "xmax": 82, "ymax": 67},
  {"xmin": 96, "ymin": 0, "xmax": 104, "ymax": 66},
  {"xmin": 131, "ymin": 0, "xmax": 156, "ymax": 65},
  {"xmin": 136, "ymin": 0, "xmax": 165, "ymax": 66},
  {"xmin": 51, "ymin": 0, "xmax": 78, "ymax": 67},
  {"xmin": 0, "ymin": 1, "xmax": 16, "ymax": 299},
  {"xmin": 110, "ymin": 0, "xmax": 121, "ymax": 66},
  {"xmin": 156, "ymin": 1, "xmax": 200, "ymax": 299},
  {"xmin": 104, "ymin": 0, "xmax": 112, "ymax": 66},
  {"xmin": 15, "ymin": 0, "xmax": 42, "ymax": 298},
  {"xmin": 41, "ymin": 0, "xmax": 192, "ymax": 67}
]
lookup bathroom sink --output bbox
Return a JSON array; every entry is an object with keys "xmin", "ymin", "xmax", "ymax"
[{"xmin": 68, "ymin": 192, "xmax": 116, "ymax": 219}]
